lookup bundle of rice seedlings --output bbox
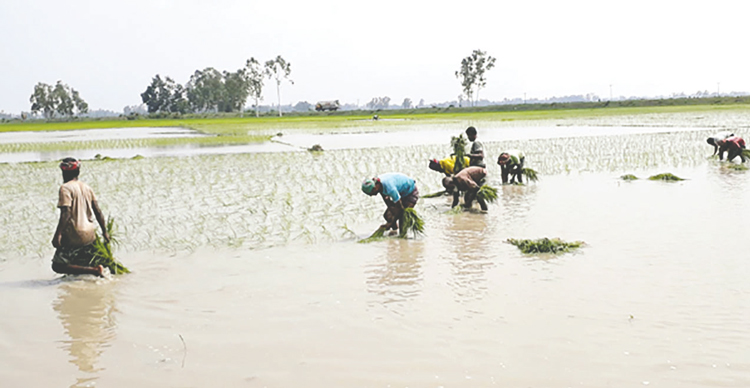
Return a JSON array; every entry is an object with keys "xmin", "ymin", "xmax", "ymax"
[
  {"xmin": 723, "ymin": 163, "xmax": 748, "ymax": 171},
  {"xmin": 506, "ymin": 237, "xmax": 584, "ymax": 254},
  {"xmin": 742, "ymin": 148, "xmax": 750, "ymax": 160},
  {"xmin": 451, "ymin": 134, "xmax": 468, "ymax": 172},
  {"xmin": 522, "ymin": 168, "xmax": 539, "ymax": 182},
  {"xmin": 477, "ymin": 185, "xmax": 498, "ymax": 203},
  {"xmin": 620, "ymin": 174, "xmax": 639, "ymax": 180},
  {"xmin": 90, "ymin": 217, "xmax": 130, "ymax": 274},
  {"xmin": 445, "ymin": 205, "xmax": 464, "ymax": 215},
  {"xmin": 648, "ymin": 173, "xmax": 685, "ymax": 181},
  {"xmin": 358, "ymin": 225, "xmax": 388, "ymax": 244},
  {"xmin": 399, "ymin": 208, "xmax": 425, "ymax": 238},
  {"xmin": 423, "ymin": 190, "xmax": 447, "ymax": 198}
]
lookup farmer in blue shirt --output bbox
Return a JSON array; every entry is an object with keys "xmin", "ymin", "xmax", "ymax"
[{"xmin": 361, "ymin": 173, "xmax": 420, "ymax": 236}]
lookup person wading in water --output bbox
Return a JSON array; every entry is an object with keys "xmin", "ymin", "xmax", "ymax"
[{"xmin": 51, "ymin": 157, "xmax": 110, "ymax": 277}]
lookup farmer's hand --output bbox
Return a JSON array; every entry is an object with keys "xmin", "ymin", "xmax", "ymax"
[{"xmin": 103, "ymin": 231, "xmax": 111, "ymax": 243}]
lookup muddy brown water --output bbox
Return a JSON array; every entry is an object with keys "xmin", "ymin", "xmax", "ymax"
[{"xmin": 1, "ymin": 120, "xmax": 749, "ymax": 387}]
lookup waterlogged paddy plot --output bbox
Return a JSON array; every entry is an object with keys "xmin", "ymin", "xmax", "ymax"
[
  {"xmin": 0, "ymin": 127, "xmax": 741, "ymax": 259},
  {"xmin": 2, "ymin": 117, "xmax": 750, "ymax": 387}
]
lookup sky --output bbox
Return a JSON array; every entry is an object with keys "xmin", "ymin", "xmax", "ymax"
[{"xmin": 1, "ymin": 0, "xmax": 748, "ymax": 114}]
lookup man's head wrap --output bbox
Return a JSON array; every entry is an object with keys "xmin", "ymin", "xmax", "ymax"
[{"xmin": 59, "ymin": 157, "xmax": 80, "ymax": 171}]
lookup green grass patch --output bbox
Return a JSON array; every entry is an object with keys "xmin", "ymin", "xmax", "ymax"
[
  {"xmin": 648, "ymin": 173, "xmax": 685, "ymax": 181},
  {"xmin": 507, "ymin": 237, "xmax": 584, "ymax": 254}
]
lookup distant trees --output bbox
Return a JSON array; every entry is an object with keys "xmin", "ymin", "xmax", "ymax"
[
  {"xmin": 455, "ymin": 49, "xmax": 496, "ymax": 107},
  {"xmin": 245, "ymin": 58, "xmax": 265, "ymax": 117},
  {"xmin": 264, "ymin": 55, "xmax": 293, "ymax": 117},
  {"xmin": 140, "ymin": 75, "xmax": 188, "ymax": 114},
  {"xmin": 293, "ymin": 101, "xmax": 312, "ymax": 112},
  {"xmin": 29, "ymin": 81, "xmax": 88, "ymax": 119},
  {"xmin": 139, "ymin": 56, "xmax": 290, "ymax": 116},
  {"xmin": 366, "ymin": 96, "xmax": 391, "ymax": 110},
  {"xmin": 401, "ymin": 98, "xmax": 413, "ymax": 109}
]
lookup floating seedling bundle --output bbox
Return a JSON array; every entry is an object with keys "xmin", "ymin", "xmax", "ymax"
[
  {"xmin": 722, "ymin": 163, "xmax": 748, "ymax": 171},
  {"xmin": 522, "ymin": 168, "xmax": 539, "ymax": 182},
  {"xmin": 477, "ymin": 185, "xmax": 498, "ymax": 203},
  {"xmin": 648, "ymin": 173, "xmax": 685, "ymax": 181},
  {"xmin": 507, "ymin": 237, "xmax": 584, "ymax": 254},
  {"xmin": 620, "ymin": 174, "xmax": 639, "ymax": 181},
  {"xmin": 90, "ymin": 217, "xmax": 130, "ymax": 274}
]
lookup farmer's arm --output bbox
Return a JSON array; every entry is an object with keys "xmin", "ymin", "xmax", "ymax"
[
  {"xmin": 92, "ymin": 200, "xmax": 109, "ymax": 243},
  {"xmin": 52, "ymin": 207, "xmax": 69, "ymax": 248},
  {"xmin": 501, "ymin": 165, "xmax": 509, "ymax": 184},
  {"xmin": 451, "ymin": 191, "xmax": 460, "ymax": 208}
]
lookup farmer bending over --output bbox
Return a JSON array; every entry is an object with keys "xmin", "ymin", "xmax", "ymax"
[
  {"xmin": 442, "ymin": 166, "xmax": 488, "ymax": 211},
  {"xmin": 51, "ymin": 158, "xmax": 110, "ymax": 277},
  {"xmin": 361, "ymin": 173, "xmax": 420, "ymax": 236},
  {"xmin": 497, "ymin": 150, "xmax": 525, "ymax": 184},
  {"xmin": 707, "ymin": 131, "xmax": 734, "ymax": 156},
  {"xmin": 465, "ymin": 126, "xmax": 486, "ymax": 168},
  {"xmin": 428, "ymin": 155, "xmax": 470, "ymax": 176},
  {"xmin": 717, "ymin": 136, "xmax": 746, "ymax": 162}
]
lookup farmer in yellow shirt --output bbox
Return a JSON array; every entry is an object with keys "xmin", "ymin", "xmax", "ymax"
[{"xmin": 428, "ymin": 155, "xmax": 470, "ymax": 176}]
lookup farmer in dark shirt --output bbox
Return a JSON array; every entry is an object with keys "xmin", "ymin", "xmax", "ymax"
[
  {"xmin": 465, "ymin": 126, "xmax": 486, "ymax": 168},
  {"xmin": 442, "ymin": 166, "xmax": 488, "ymax": 211}
]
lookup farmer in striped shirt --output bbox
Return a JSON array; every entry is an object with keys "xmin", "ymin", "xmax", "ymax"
[{"xmin": 497, "ymin": 150, "xmax": 525, "ymax": 184}]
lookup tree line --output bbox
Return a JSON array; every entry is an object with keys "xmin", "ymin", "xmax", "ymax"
[
  {"xmin": 27, "ymin": 50, "xmax": 495, "ymax": 118},
  {"xmin": 140, "ymin": 56, "xmax": 291, "ymax": 117}
]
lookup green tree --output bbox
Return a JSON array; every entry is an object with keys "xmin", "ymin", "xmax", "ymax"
[
  {"xmin": 30, "ymin": 81, "xmax": 88, "ymax": 118},
  {"xmin": 455, "ymin": 49, "xmax": 496, "ymax": 107},
  {"xmin": 264, "ymin": 55, "xmax": 293, "ymax": 117},
  {"xmin": 245, "ymin": 58, "xmax": 264, "ymax": 117},
  {"xmin": 186, "ymin": 68, "xmax": 224, "ymax": 113},
  {"xmin": 222, "ymin": 68, "xmax": 251, "ymax": 113},
  {"xmin": 141, "ymin": 75, "xmax": 183, "ymax": 114}
]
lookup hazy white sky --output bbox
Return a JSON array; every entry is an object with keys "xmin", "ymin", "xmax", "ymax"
[{"xmin": 1, "ymin": 0, "xmax": 748, "ymax": 114}]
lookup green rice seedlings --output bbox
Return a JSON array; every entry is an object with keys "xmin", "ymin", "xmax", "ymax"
[
  {"xmin": 451, "ymin": 134, "xmax": 468, "ymax": 172},
  {"xmin": 445, "ymin": 205, "xmax": 464, "ymax": 215},
  {"xmin": 620, "ymin": 174, "xmax": 639, "ymax": 180},
  {"xmin": 90, "ymin": 217, "xmax": 130, "ymax": 274},
  {"xmin": 522, "ymin": 168, "xmax": 539, "ymax": 182},
  {"xmin": 723, "ymin": 163, "xmax": 748, "ymax": 171},
  {"xmin": 399, "ymin": 208, "xmax": 425, "ymax": 238},
  {"xmin": 648, "ymin": 173, "xmax": 685, "ymax": 181},
  {"xmin": 741, "ymin": 149, "xmax": 750, "ymax": 161},
  {"xmin": 506, "ymin": 237, "xmax": 584, "ymax": 254},
  {"xmin": 476, "ymin": 185, "xmax": 498, "ymax": 203},
  {"xmin": 422, "ymin": 190, "xmax": 447, "ymax": 198},
  {"xmin": 358, "ymin": 225, "xmax": 388, "ymax": 244}
]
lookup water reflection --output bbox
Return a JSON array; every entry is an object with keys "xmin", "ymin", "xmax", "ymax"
[
  {"xmin": 365, "ymin": 239, "xmax": 425, "ymax": 309},
  {"xmin": 52, "ymin": 278, "xmax": 118, "ymax": 388},
  {"xmin": 442, "ymin": 212, "xmax": 494, "ymax": 303}
]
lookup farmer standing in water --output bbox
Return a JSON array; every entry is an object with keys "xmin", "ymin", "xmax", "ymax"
[
  {"xmin": 441, "ymin": 166, "xmax": 488, "ymax": 211},
  {"xmin": 51, "ymin": 157, "xmax": 110, "ymax": 277},
  {"xmin": 465, "ymin": 126, "xmax": 486, "ymax": 168},
  {"xmin": 361, "ymin": 173, "xmax": 420, "ymax": 236},
  {"xmin": 706, "ymin": 131, "xmax": 734, "ymax": 156}
]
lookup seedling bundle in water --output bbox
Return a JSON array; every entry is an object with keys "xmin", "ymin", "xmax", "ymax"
[
  {"xmin": 620, "ymin": 174, "xmax": 639, "ymax": 181},
  {"xmin": 399, "ymin": 208, "xmax": 425, "ymax": 238},
  {"xmin": 723, "ymin": 163, "xmax": 748, "ymax": 171},
  {"xmin": 522, "ymin": 168, "xmax": 539, "ymax": 182},
  {"xmin": 648, "ymin": 173, "xmax": 685, "ymax": 181},
  {"xmin": 358, "ymin": 208, "xmax": 425, "ymax": 243},
  {"xmin": 507, "ymin": 237, "xmax": 584, "ymax": 254},
  {"xmin": 477, "ymin": 185, "xmax": 498, "ymax": 203},
  {"xmin": 90, "ymin": 217, "xmax": 130, "ymax": 274}
]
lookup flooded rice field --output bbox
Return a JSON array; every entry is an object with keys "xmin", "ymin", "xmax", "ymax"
[{"xmin": 1, "ymin": 117, "xmax": 749, "ymax": 387}]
